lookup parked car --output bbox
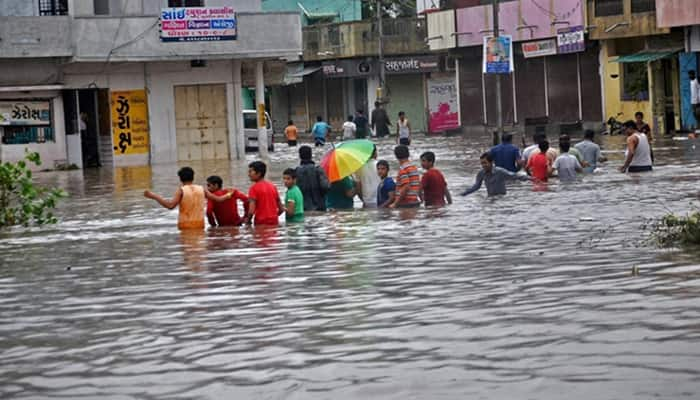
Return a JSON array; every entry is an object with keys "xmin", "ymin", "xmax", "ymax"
[{"xmin": 243, "ymin": 110, "xmax": 274, "ymax": 152}]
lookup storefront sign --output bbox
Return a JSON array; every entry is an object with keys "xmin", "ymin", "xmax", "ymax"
[
  {"xmin": 427, "ymin": 76, "xmax": 460, "ymax": 133},
  {"xmin": 522, "ymin": 39, "xmax": 558, "ymax": 58},
  {"xmin": 483, "ymin": 36, "xmax": 514, "ymax": 74},
  {"xmin": 322, "ymin": 59, "xmax": 374, "ymax": 78},
  {"xmin": 0, "ymin": 101, "xmax": 51, "ymax": 126},
  {"xmin": 557, "ymin": 26, "xmax": 585, "ymax": 54},
  {"xmin": 384, "ymin": 56, "xmax": 440, "ymax": 74},
  {"xmin": 160, "ymin": 7, "xmax": 237, "ymax": 42},
  {"xmin": 111, "ymin": 90, "xmax": 149, "ymax": 155}
]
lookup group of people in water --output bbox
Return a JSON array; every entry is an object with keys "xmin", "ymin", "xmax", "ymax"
[{"xmin": 143, "ymin": 113, "xmax": 654, "ymax": 229}]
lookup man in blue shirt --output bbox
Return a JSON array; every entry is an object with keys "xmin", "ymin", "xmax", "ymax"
[
  {"xmin": 311, "ymin": 116, "xmax": 330, "ymax": 147},
  {"xmin": 489, "ymin": 132, "xmax": 522, "ymax": 172}
]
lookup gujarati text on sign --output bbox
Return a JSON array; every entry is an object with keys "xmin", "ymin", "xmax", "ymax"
[{"xmin": 111, "ymin": 90, "xmax": 149, "ymax": 156}]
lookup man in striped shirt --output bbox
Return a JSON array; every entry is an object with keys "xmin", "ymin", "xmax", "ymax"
[{"xmin": 389, "ymin": 145, "xmax": 422, "ymax": 208}]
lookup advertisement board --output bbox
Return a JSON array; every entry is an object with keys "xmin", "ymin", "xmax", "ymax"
[
  {"xmin": 483, "ymin": 35, "xmax": 514, "ymax": 74},
  {"xmin": 160, "ymin": 7, "xmax": 237, "ymax": 42},
  {"xmin": 111, "ymin": 90, "xmax": 149, "ymax": 155},
  {"xmin": 557, "ymin": 26, "xmax": 585, "ymax": 54},
  {"xmin": 522, "ymin": 39, "xmax": 558, "ymax": 58},
  {"xmin": 0, "ymin": 101, "xmax": 51, "ymax": 126},
  {"xmin": 427, "ymin": 76, "xmax": 460, "ymax": 133}
]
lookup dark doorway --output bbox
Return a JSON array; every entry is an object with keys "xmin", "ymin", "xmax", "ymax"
[{"xmin": 62, "ymin": 89, "xmax": 102, "ymax": 168}]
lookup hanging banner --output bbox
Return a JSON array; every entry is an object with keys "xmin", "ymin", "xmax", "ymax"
[
  {"xmin": 160, "ymin": 7, "xmax": 237, "ymax": 42},
  {"xmin": 557, "ymin": 25, "xmax": 585, "ymax": 54},
  {"xmin": 0, "ymin": 101, "xmax": 51, "ymax": 126},
  {"xmin": 483, "ymin": 35, "xmax": 514, "ymax": 74},
  {"xmin": 522, "ymin": 39, "xmax": 558, "ymax": 58},
  {"xmin": 427, "ymin": 76, "xmax": 460, "ymax": 133},
  {"xmin": 111, "ymin": 90, "xmax": 149, "ymax": 155}
]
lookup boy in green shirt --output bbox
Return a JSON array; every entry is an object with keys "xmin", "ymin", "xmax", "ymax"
[{"xmin": 282, "ymin": 168, "xmax": 304, "ymax": 222}]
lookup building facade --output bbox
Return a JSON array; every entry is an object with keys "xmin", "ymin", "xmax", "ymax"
[
  {"xmin": 272, "ymin": 15, "xmax": 441, "ymax": 136},
  {"xmin": 428, "ymin": 0, "xmax": 602, "ymax": 135},
  {"xmin": 588, "ymin": 0, "xmax": 681, "ymax": 136},
  {"xmin": 656, "ymin": 0, "xmax": 700, "ymax": 131},
  {"xmin": 0, "ymin": 0, "xmax": 301, "ymax": 168}
]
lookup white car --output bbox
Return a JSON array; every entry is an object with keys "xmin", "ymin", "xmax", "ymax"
[{"xmin": 243, "ymin": 110, "xmax": 274, "ymax": 152}]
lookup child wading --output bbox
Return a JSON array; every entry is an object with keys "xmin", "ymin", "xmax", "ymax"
[
  {"xmin": 376, "ymin": 159, "xmax": 396, "ymax": 208},
  {"xmin": 245, "ymin": 161, "xmax": 284, "ymax": 226},
  {"xmin": 282, "ymin": 168, "xmax": 304, "ymax": 223},
  {"xmin": 420, "ymin": 151, "xmax": 451, "ymax": 207},
  {"xmin": 389, "ymin": 145, "xmax": 421, "ymax": 208},
  {"xmin": 144, "ymin": 167, "xmax": 231, "ymax": 230},
  {"xmin": 205, "ymin": 175, "xmax": 249, "ymax": 227}
]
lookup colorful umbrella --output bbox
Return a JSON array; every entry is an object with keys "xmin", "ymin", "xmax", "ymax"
[{"xmin": 320, "ymin": 139, "xmax": 375, "ymax": 182}]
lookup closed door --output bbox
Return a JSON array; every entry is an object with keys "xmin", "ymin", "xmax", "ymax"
[{"xmin": 175, "ymin": 84, "xmax": 229, "ymax": 161}]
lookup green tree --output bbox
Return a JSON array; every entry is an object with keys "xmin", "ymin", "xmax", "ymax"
[{"xmin": 0, "ymin": 151, "xmax": 67, "ymax": 227}]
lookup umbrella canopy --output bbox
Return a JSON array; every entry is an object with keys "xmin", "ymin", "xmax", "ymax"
[{"xmin": 320, "ymin": 139, "xmax": 375, "ymax": 182}]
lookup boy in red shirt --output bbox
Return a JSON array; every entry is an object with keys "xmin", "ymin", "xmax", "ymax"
[
  {"xmin": 205, "ymin": 175, "xmax": 249, "ymax": 227},
  {"xmin": 245, "ymin": 161, "xmax": 284, "ymax": 226},
  {"xmin": 420, "ymin": 151, "xmax": 452, "ymax": 207},
  {"xmin": 526, "ymin": 140, "xmax": 553, "ymax": 182}
]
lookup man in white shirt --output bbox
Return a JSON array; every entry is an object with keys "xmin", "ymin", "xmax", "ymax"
[
  {"xmin": 342, "ymin": 115, "xmax": 357, "ymax": 141},
  {"xmin": 690, "ymin": 70, "xmax": 700, "ymax": 133}
]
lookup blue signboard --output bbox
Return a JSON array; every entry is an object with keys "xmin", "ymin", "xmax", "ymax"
[{"xmin": 483, "ymin": 36, "xmax": 514, "ymax": 74}]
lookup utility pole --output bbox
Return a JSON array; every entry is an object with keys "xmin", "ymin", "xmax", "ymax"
[
  {"xmin": 377, "ymin": 0, "xmax": 385, "ymax": 102},
  {"xmin": 493, "ymin": 0, "xmax": 502, "ymax": 146}
]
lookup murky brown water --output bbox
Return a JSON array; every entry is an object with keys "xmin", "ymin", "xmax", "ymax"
[{"xmin": 1, "ymin": 133, "xmax": 700, "ymax": 399}]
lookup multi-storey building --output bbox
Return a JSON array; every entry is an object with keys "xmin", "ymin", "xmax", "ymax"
[{"xmin": 0, "ymin": 0, "xmax": 301, "ymax": 168}]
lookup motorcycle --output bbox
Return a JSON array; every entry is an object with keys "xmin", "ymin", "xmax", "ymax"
[{"xmin": 604, "ymin": 113, "xmax": 624, "ymax": 135}]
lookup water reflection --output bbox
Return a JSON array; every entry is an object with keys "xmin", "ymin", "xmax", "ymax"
[{"xmin": 1, "ymin": 134, "xmax": 699, "ymax": 399}]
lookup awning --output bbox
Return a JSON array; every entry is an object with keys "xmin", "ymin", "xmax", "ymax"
[
  {"xmin": 611, "ymin": 51, "xmax": 677, "ymax": 63},
  {"xmin": 0, "ymin": 84, "xmax": 64, "ymax": 92},
  {"xmin": 283, "ymin": 64, "xmax": 321, "ymax": 85}
]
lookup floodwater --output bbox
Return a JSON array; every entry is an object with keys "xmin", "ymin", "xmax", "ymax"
[{"xmin": 1, "ymin": 132, "xmax": 700, "ymax": 400}]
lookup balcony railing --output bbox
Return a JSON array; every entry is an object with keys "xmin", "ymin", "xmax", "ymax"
[{"xmin": 303, "ymin": 17, "xmax": 428, "ymax": 61}]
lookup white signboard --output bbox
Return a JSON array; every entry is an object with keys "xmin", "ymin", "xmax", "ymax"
[
  {"xmin": 427, "ymin": 76, "xmax": 460, "ymax": 133},
  {"xmin": 522, "ymin": 39, "xmax": 558, "ymax": 58},
  {"xmin": 160, "ymin": 7, "xmax": 237, "ymax": 42},
  {"xmin": 0, "ymin": 101, "xmax": 51, "ymax": 126}
]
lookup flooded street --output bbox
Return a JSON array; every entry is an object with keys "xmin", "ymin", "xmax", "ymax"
[{"xmin": 2, "ymin": 133, "xmax": 700, "ymax": 399}]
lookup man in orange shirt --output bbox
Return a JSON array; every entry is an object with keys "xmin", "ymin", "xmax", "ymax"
[
  {"xmin": 144, "ymin": 167, "xmax": 231, "ymax": 230},
  {"xmin": 285, "ymin": 120, "xmax": 298, "ymax": 146}
]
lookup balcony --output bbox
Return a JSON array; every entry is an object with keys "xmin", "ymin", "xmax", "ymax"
[
  {"xmin": 303, "ymin": 18, "xmax": 428, "ymax": 61},
  {"xmin": 0, "ymin": 16, "xmax": 72, "ymax": 58}
]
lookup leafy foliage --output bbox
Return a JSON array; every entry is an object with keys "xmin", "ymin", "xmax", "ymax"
[
  {"xmin": 0, "ymin": 151, "xmax": 67, "ymax": 228},
  {"xmin": 648, "ymin": 209, "xmax": 700, "ymax": 247}
]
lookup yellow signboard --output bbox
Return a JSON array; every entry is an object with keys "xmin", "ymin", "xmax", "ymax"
[{"xmin": 111, "ymin": 90, "xmax": 150, "ymax": 155}]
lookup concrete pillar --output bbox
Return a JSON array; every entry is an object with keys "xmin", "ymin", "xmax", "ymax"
[
  {"xmin": 255, "ymin": 61, "xmax": 269, "ymax": 159},
  {"xmin": 230, "ymin": 60, "xmax": 245, "ymax": 160}
]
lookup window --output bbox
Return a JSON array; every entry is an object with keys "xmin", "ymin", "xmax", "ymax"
[
  {"xmin": 168, "ymin": 0, "xmax": 204, "ymax": 6},
  {"xmin": 327, "ymin": 25, "xmax": 340, "ymax": 47},
  {"xmin": 38, "ymin": 0, "xmax": 68, "ymax": 16},
  {"xmin": 621, "ymin": 62, "xmax": 649, "ymax": 101},
  {"xmin": 595, "ymin": 0, "xmax": 623, "ymax": 17},
  {"xmin": 243, "ymin": 113, "xmax": 257, "ymax": 129},
  {"xmin": 1, "ymin": 126, "xmax": 55, "ymax": 144},
  {"xmin": 631, "ymin": 0, "xmax": 655, "ymax": 13},
  {"xmin": 93, "ymin": 0, "xmax": 109, "ymax": 15}
]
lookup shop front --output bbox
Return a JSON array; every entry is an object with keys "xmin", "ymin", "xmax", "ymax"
[{"xmin": 0, "ymin": 90, "xmax": 67, "ymax": 169}]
